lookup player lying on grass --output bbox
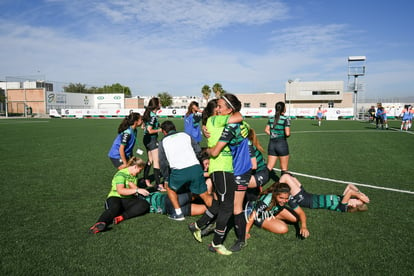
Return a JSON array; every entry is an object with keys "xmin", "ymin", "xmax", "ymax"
[
  {"xmin": 280, "ymin": 173, "xmax": 370, "ymax": 212},
  {"xmin": 144, "ymin": 192, "xmax": 207, "ymax": 216},
  {"xmin": 245, "ymin": 182, "xmax": 310, "ymax": 239},
  {"xmin": 89, "ymin": 157, "xmax": 150, "ymax": 234}
]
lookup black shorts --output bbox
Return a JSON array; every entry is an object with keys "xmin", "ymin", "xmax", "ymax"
[
  {"xmin": 267, "ymin": 139, "xmax": 289, "ymax": 157},
  {"xmin": 143, "ymin": 135, "xmax": 159, "ymax": 151},
  {"xmin": 253, "ymin": 168, "xmax": 269, "ymax": 187},
  {"xmin": 235, "ymin": 170, "xmax": 252, "ymax": 191},
  {"xmin": 109, "ymin": 156, "xmax": 131, "ymax": 168}
]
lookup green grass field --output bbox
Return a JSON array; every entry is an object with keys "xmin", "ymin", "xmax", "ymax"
[{"xmin": 0, "ymin": 117, "xmax": 413, "ymax": 275}]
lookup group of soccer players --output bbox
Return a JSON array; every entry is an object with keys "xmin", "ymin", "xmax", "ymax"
[{"xmin": 89, "ymin": 95, "xmax": 371, "ymax": 256}]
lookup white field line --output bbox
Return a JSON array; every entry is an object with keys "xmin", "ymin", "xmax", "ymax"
[
  {"xmin": 0, "ymin": 120, "xmax": 50, "ymax": 124},
  {"xmin": 272, "ymin": 168, "xmax": 414, "ymax": 194},
  {"xmin": 255, "ymin": 129, "xmax": 413, "ymax": 194}
]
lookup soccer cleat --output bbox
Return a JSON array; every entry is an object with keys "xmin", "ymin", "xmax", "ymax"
[
  {"xmin": 88, "ymin": 222, "xmax": 106, "ymax": 234},
  {"xmin": 188, "ymin": 222, "xmax": 202, "ymax": 242},
  {"xmin": 168, "ymin": 212, "xmax": 185, "ymax": 221},
  {"xmin": 113, "ymin": 215, "xmax": 124, "ymax": 225},
  {"xmin": 229, "ymin": 240, "xmax": 247, "ymax": 252},
  {"xmin": 208, "ymin": 242, "xmax": 232, "ymax": 255},
  {"xmin": 201, "ymin": 222, "xmax": 216, "ymax": 237}
]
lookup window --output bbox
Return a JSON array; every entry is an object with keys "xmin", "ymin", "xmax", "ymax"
[
  {"xmin": 260, "ymin": 102, "xmax": 266, "ymax": 108},
  {"xmin": 311, "ymin": 91, "xmax": 340, "ymax": 95},
  {"xmin": 244, "ymin": 103, "xmax": 251, "ymax": 108}
]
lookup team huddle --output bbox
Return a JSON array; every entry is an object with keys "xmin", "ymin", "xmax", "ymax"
[{"xmin": 89, "ymin": 94, "xmax": 370, "ymax": 256}]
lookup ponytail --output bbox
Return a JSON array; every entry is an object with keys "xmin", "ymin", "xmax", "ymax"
[
  {"xmin": 126, "ymin": 156, "xmax": 146, "ymax": 168},
  {"xmin": 118, "ymin": 112, "xmax": 141, "ymax": 133},
  {"xmin": 273, "ymin": 102, "xmax": 285, "ymax": 128}
]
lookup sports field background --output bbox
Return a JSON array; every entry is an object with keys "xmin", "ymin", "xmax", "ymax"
[{"xmin": 0, "ymin": 117, "xmax": 413, "ymax": 275}]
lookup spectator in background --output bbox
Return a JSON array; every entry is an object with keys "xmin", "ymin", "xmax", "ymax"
[
  {"xmin": 184, "ymin": 101, "xmax": 203, "ymax": 144},
  {"xmin": 400, "ymin": 105, "xmax": 413, "ymax": 131},
  {"xmin": 315, "ymin": 106, "xmax": 325, "ymax": 126},
  {"xmin": 367, "ymin": 105, "xmax": 376, "ymax": 123}
]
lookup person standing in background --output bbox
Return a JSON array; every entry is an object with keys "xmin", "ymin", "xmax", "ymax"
[
  {"xmin": 265, "ymin": 101, "xmax": 291, "ymax": 176},
  {"xmin": 184, "ymin": 101, "xmax": 203, "ymax": 144}
]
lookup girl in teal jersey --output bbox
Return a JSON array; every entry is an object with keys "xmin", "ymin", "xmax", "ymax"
[
  {"xmin": 265, "ymin": 101, "xmax": 290, "ymax": 176},
  {"xmin": 142, "ymin": 97, "xmax": 165, "ymax": 191},
  {"xmin": 247, "ymin": 128, "xmax": 269, "ymax": 190},
  {"xmin": 281, "ymin": 173, "xmax": 370, "ymax": 212},
  {"xmin": 88, "ymin": 157, "xmax": 150, "ymax": 234},
  {"xmin": 245, "ymin": 182, "xmax": 309, "ymax": 239},
  {"xmin": 108, "ymin": 112, "xmax": 143, "ymax": 170}
]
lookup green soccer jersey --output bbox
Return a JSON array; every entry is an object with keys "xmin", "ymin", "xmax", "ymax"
[
  {"xmin": 206, "ymin": 115, "xmax": 233, "ymax": 174},
  {"xmin": 267, "ymin": 115, "xmax": 290, "ymax": 140},
  {"xmin": 145, "ymin": 192, "xmax": 167, "ymax": 214},
  {"xmin": 107, "ymin": 168, "xmax": 137, "ymax": 198},
  {"xmin": 144, "ymin": 111, "xmax": 160, "ymax": 136}
]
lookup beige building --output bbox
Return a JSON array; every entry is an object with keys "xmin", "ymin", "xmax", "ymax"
[{"xmin": 2, "ymin": 80, "xmax": 355, "ymax": 116}]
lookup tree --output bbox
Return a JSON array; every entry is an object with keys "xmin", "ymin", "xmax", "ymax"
[
  {"xmin": 62, "ymin": 82, "xmax": 132, "ymax": 97},
  {"xmin": 212, "ymin": 83, "xmax": 224, "ymax": 98},
  {"xmin": 157, "ymin": 92, "xmax": 173, "ymax": 108},
  {"xmin": 63, "ymin": 83, "xmax": 88, "ymax": 93},
  {"xmin": 0, "ymin": 88, "xmax": 5, "ymax": 105},
  {"xmin": 201, "ymin": 85, "xmax": 211, "ymax": 103}
]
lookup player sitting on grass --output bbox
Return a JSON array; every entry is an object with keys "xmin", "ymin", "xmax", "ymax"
[
  {"xmin": 88, "ymin": 157, "xmax": 150, "ymax": 234},
  {"xmin": 281, "ymin": 173, "xmax": 370, "ymax": 212}
]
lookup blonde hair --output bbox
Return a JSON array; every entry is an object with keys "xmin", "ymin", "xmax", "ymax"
[{"xmin": 127, "ymin": 156, "xmax": 145, "ymax": 169}]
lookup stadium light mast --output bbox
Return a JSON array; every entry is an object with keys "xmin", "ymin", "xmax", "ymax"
[{"xmin": 348, "ymin": 56, "xmax": 366, "ymax": 120}]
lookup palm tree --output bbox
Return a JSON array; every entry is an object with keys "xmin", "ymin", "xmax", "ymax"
[
  {"xmin": 212, "ymin": 83, "xmax": 223, "ymax": 98},
  {"xmin": 201, "ymin": 85, "xmax": 211, "ymax": 104},
  {"xmin": 157, "ymin": 92, "xmax": 173, "ymax": 107}
]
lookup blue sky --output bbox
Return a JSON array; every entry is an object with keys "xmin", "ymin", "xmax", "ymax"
[{"xmin": 0, "ymin": 0, "xmax": 413, "ymax": 99}]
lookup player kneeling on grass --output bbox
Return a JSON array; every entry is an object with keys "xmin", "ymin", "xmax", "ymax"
[
  {"xmin": 245, "ymin": 182, "xmax": 310, "ymax": 239},
  {"xmin": 281, "ymin": 173, "xmax": 370, "ymax": 213},
  {"xmin": 89, "ymin": 157, "xmax": 150, "ymax": 234}
]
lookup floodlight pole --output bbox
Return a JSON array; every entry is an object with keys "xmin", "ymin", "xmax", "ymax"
[
  {"xmin": 353, "ymin": 76, "xmax": 358, "ymax": 120},
  {"xmin": 348, "ymin": 56, "xmax": 366, "ymax": 120}
]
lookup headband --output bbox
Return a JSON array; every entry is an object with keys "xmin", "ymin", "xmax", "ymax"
[{"xmin": 221, "ymin": 95, "xmax": 235, "ymax": 111}]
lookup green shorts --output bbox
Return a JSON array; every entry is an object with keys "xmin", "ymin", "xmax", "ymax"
[{"xmin": 168, "ymin": 164, "xmax": 207, "ymax": 195}]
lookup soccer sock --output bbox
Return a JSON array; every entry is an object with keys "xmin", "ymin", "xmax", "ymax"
[
  {"xmin": 213, "ymin": 228, "xmax": 226, "ymax": 245},
  {"xmin": 175, "ymin": 208, "xmax": 182, "ymax": 216},
  {"xmin": 196, "ymin": 199, "xmax": 219, "ymax": 227},
  {"xmin": 154, "ymin": 168, "xmax": 161, "ymax": 185},
  {"xmin": 234, "ymin": 213, "xmax": 246, "ymax": 242}
]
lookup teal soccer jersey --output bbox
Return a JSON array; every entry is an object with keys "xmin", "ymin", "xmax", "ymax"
[
  {"xmin": 267, "ymin": 115, "xmax": 290, "ymax": 140},
  {"xmin": 144, "ymin": 192, "xmax": 167, "ymax": 214}
]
